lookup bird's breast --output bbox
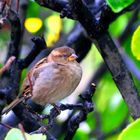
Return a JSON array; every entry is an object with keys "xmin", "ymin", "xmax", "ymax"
[{"xmin": 31, "ymin": 62, "xmax": 82, "ymax": 105}]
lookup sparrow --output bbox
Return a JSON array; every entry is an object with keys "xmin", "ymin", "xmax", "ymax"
[{"xmin": 2, "ymin": 46, "xmax": 82, "ymax": 114}]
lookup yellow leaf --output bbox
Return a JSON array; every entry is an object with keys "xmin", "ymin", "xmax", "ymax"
[
  {"xmin": 47, "ymin": 15, "xmax": 62, "ymax": 34},
  {"xmin": 46, "ymin": 32, "xmax": 59, "ymax": 47},
  {"xmin": 24, "ymin": 18, "xmax": 43, "ymax": 33},
  {"xmin": 131, "ymin": 26, "xmax": 140, "ymax": 60},
  {"xmin": 45, "ymin": 15, "xmax": 62, "ymax": 47}
]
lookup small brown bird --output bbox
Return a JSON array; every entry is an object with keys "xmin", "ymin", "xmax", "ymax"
[{"xmin": 2, "ymin": 46, "xmax": 82, "ymax": 114}]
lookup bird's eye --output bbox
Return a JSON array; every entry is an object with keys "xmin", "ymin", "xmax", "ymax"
[{"xmin": 63, "ymin": 54, "xmax": 67, "ymax": 57}]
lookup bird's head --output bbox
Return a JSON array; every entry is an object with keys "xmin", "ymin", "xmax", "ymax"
[{"xmin": 48, "ymin": 46, "xmax": 78, "ymax": 64}]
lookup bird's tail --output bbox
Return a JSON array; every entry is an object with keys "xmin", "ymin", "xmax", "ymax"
[{"xmin": 2, "ymin": 97, "xmax": 25, "ymax": 115}]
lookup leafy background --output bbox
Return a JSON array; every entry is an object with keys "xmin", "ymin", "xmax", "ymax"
[{"xmin": 0, "ymin": 0, "xmax": 140, "ymax": 139}]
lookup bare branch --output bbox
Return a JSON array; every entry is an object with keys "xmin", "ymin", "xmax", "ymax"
[{"xmin": 6, "ymin": 9, "xmax": 21, "ymax": 60}]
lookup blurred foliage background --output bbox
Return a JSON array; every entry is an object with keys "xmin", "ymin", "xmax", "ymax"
[{"xmin": 1, "ymin": 0, "xmax": 140, "ymax": 140}]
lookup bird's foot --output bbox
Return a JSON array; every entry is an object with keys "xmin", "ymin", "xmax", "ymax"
[
  {"xmin": 24, "ymin": 103, "xmax": 49, "ymax": 121},
  {"xmin": 51, "ymin": 103, "xmax": 61, "ymax": 115},
  {"xmin": 30, "ymin": 124, "xmax": 52, "ymax": 135},
  {"xmin": 24, "ymin": 103, "xmax": 40, "ymax": 120}
]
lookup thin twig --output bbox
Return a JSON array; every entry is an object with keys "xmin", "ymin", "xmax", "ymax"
[
  {"xmin": 0, "ymin": 122, "xmax": 12, "ymax": 129},
  {"xmin": 18, "ymin": 123, "xmax": 27, "ymax": 140},
  {"xmin": 0, "ymin": 56, "xmax": 16, "ymax": 75},
  {"xmin": 64, "ymin": 83, "xmax": 95, "ymax": 140}
]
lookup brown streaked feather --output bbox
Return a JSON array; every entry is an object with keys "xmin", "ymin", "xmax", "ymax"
[
  {"xmin": 22, "ymin": 85, "xmax": 31, "ymax": 97},
  {"xmin": 34, "ymin": 57, "xmax": 48, "ymax": 69},
  {"xmin": 21, "ymin": 57, "xmax": 49, "ymax": 95},
  {"xmin": 2, "ymin": 57, "xmax": 49, "ymax": 114}
]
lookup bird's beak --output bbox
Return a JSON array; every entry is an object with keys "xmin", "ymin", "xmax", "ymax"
[{"xmin": 68, "ymin": 54, "xmax": 78, "ymax": 61}]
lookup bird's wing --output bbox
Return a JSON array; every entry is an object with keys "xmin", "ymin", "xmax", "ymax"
[
  {"xmin": 2, "ymin": 57, "xmax": 50, "ymax": 114},
  {"xmin": 21, "ymin": 57, "xmax": 48, "ymax": 96},
  {"xmin": 31, "ymin": 62, "xmax": 64, "ymax": 105}
]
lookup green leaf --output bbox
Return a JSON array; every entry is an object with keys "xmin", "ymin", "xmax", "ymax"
[
  {"xmin": 106, "ymin": 0, "xmax": 134, "ymax": 13},
  {"xmin": 101, "ymin": 93, "xmax": 128, "ymax": 133},
  {"xmin": 123, "ymin": 31, "xmax": 140, "ymax": 69},
  {"xmin": 63, "ymin": 19, "xmax": 75, "ymax": 34},
  {"xmin": 107, "ymin": 134, "xmax": 119, "ymax": 140},
  {"xmin": 95, "ymin": 73, "xmax": 128, "ymax": 133},
  {"xmin": 5, "ymin": 128, "xmax": 46, "ymax": 140},
  {"xmin": 26, "ymin": 1, "xmax": 40, "ymax": 17},
  {"xmin": 5, "ymin": 128, "xmax": 30, "ymax": 140},
  {"xmin": 30, "ymin": 134, "xmax": 46, "ymax": 140},
  {"xmin": 95, "ymin": 73, "xmax": 118, "ymax": 113},
  {"xmin": 87, "ymin": 112, "xmax": 96, "ymax": 130},
  {"xmin": 118, "ymin": 118, "xmax": 140, "ymax": 140},
  {"xmin": 131, "ymin": 26, "xmax": 140, "ymax": 61},
  {"xmin": 109, "ymin": 14, "xmax": 129, "ymax": 37},
  {"xmin": 73, "ymin": 129, "xmax": 89, "ymax": 140}
]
